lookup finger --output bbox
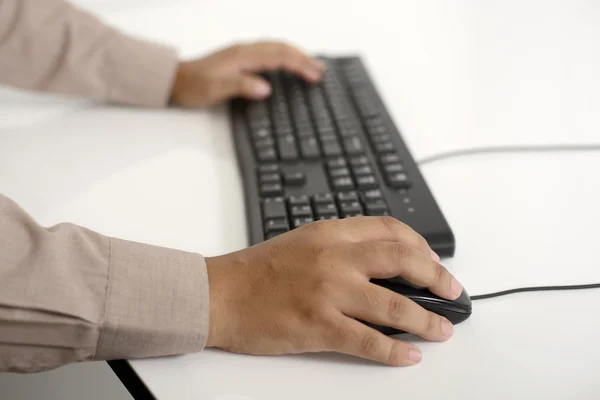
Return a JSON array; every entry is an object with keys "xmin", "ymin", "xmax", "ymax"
[
  {"xmin": 349, "ymin": 240, "xmax": 463, "ymax": 300},
  {"xmin": 229, "ymin": 75, "xmax": 272, "ymax": 100},
  {"xmin": 328, "ymin": 315, "xmax": 422, "ymax": 366},
  {"xmin": 309, "ymin": 216, "xmax": 438, "ymax": 261},
  {"xmin": 341, "ymin": 282, "xmax": 454, "ymax": 341},
  {"xmin": 240, "ymin": 42, "xmax": 325, "ymax": 83}
]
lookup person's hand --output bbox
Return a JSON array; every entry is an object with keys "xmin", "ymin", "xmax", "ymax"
[
  {"xmin": 205, "ymin": 217, "xmax": 463, "ymax": 366},
  {"xmin": 170, "ymin": 41, "xmax": 325, "ymax": 108}
]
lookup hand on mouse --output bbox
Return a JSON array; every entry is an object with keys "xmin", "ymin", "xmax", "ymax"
[
  {"xmin": 205, "ymin": 217, "xmax": 463, "ymax": 366},
  {"xmin": 169, "ymin": 41, "xmax": 325, "ymax": 108}
]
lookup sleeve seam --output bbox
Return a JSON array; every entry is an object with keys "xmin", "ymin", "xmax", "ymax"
[{"xmin": 93, "ymin": 236, "xmax": 113, "ymax": 360}]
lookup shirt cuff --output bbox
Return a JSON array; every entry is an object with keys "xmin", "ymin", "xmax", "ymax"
[
  {"xmin": 95, "ymin": 238, "xmax": 209, "ymax": 360},
  {"xmin": 105, "ymin": 34, "xmax": 179, "ymax": 108}
]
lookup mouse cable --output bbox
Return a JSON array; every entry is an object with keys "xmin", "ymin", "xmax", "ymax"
[
  {"xmin": 470, "ymin": 283, "xmax": 600, "ymax": 301},
  {"xmin": 414, "ymin": 144, "xmax": 600, "ymax": 300},
  {"xmin": 416, "ymin": 144, "xmax": 600, "ymax": 166}
]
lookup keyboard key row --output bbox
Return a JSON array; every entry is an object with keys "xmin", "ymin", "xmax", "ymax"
[
  {"xmin": 261, "ymin": 191, "xmax": 390, "ymax": 238},
  {"xmin": 257, "ymin": 165, "xmax": 306, "ymax": 196},
  {"xmin": 326, "ymin": 156, "xmax": 379, "ymax": 192}
]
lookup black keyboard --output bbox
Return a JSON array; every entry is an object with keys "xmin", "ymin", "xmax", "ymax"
[{"xmin": 229, "ymin": 56, "xmax": 455, "ymax": 256}]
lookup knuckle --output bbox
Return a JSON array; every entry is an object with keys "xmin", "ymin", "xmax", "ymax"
[
  {"xmin": 391, "ymin": 242, "xmax": 410, "ymax": 261},
  {"xmin": 387, "ymin": 295, "xmax": 408, "ymax": 322},
  {"xmin": 357, "ymin": 287, "xmax": 381, "ymax": 309},
  {"xmin": 302, "ymin": 218, "xmax": 325, "ymax": 232},
  {"xmin": 304, "ymin": 303, "xmax": 328, "ymax": 325},
  {"xmin": 303, "ymin": 218, "xmax": 336, "ymax": 238},
  {"xmin": 229, "ymin": 43, "xmax": 245, "ymax": 54},
  {"xmin": 313, "ymin": 276, "xmax": 338, "ymax": 299},
  {"xmin": 434, "ymin": 262, "xmax": 446, "ymax": 283},
  {"xmin": 388, "ymin": 340, "xmax": 403, "ymax": 365},
  {"xmin": 425, "ymin": 312, "xmax": 438, "ymax": 334},
  {"xmin": 360, "ymin": 332, "xmax": 380, "ymax": 355},
  {"xmin": 334, "ymin": 326, "xmax": 357, "ymax": 348},
  {"xmin": 379, "ymin": 215, "xmax": 400, "ymax": 234}
]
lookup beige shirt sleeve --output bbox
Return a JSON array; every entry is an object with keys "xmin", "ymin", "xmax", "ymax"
[
  {"xmin": 0, "ymin": 0, "xmax": 210, "ymax": 373},
  {"xmin": 0, "ymin": 0, "xmax": 179, "ymax": 107},
  {"xmin": 0, "ymin": 194, "xmax": 209, "ymax": 373}
]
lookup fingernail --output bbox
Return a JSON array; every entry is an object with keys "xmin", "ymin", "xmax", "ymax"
[
  {"xmin": 441, "ymin": 318, "xmax": 454, "ymax": 339},
  {"xmin": 430, "ymin": 250, "xmax": 440, "ymax": 262},
  {"xmin": 314, "ymin": 59, "xmax": 326, "ymax": 70},
  {"xmin": 307, "ymin": 69, "xmax": 322, "ymax": 82},
  {"xmin": 254, "ymin": 81, "xmax": 271, "ymax": 98},
  {"xmin": 408, "ymin": 348, "xmax": 422, "ymax": 364},
  {"xmin": 450, "ymin": 277, "xmax": 463, "ymax": 299}
]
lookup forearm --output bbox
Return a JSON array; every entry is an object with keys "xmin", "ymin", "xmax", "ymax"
[
  {"xmin": 0, "ymin": 194, "xmax": 209, "ymax": 373},
  {"xmin": 0, "ymin": 0, "xmax": 178, "ymax": 107}
]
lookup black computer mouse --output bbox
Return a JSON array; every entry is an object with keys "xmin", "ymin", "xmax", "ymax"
[{"xmin": 366, "ymin": 278, "xmax": 473, "ymax": 336}]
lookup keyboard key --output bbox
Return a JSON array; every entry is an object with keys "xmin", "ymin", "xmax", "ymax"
[
  {"xmin": 340, "ymin": 201, "xmax": 363, "ymax": 214},
  {"xmin": 290, "ymin": 205, "xmax": 313, "ymax": 218},
  {"xmin": 318, "ymin": 126, "xmax": 336, "ymax": 138},
  {"xmin": 252, "ymin": 127, "xmax": 271, "ymax": 139},
  {"xmin": 339, "ymin": 126, "xmax": 359, "ymax": 137},
  {"xmin": 356, "ymin": 175, "xmax": 378, "ymax": 189},
  {"xmin": 370, "ymin": 134, "xmax": 391, "ymax": 144},
  {"xmin": 318, "ymin": 215, "xmax": 339, "ymax": 220},
  {"xmin": 257, "ymin": 148, "xmax": 277, "ymax": 162},
  {"xmin": 364, "ymin": 117, "xmax": 385, "ymax": 129},
  {"xmin": 367, "ymin": 125, "xmax": 387, "ymax": 136},
  {"xmin": 386, "ymin": 172, "xmax": 411, "ymax": 189},
  {"xmin": 260, "ymin": 183, "xmax": 283, "ymax": 196},
  {"xmin": 315, "ymin": 203, "xmax": 338, "ymax": 217},
  {"xmin": 343, "ymin": 212, "xmax": 364, "ymax": 218},
  {"xmin": 323, "ymin": 142, "xmax": 343, "ymax": 157},
  {"xmin": 259, "ymin": 173, "xmax": 281, "ymax": 184},
  {"xmin": 365, "ymin": 200, "xmax": 389, "ymax": 216},
  {"xmin": 264, "ymin": 218, "xmax": 289, "ymax": 233},
  {"xmin": 380, "ymin": 154, "xmax": 401, "ymax": 164},
  {"xmin": 374, "ymin": 142, "xmax": 396, "ymax": 154},
  {"xmin": 337, "ymin": 191, "xmax": 359, "ymax": 202},
  {"xmin": 327, "ymin": 158, "xmax": 347, "ymax": 169},
  {"xmin": 349, "ymin": 156, "xmax": 369, "ymax": 167},
  {"xmin": 340, "ymin": 201, "xmax": 363, "ymax": 218},
  {"xmin": 278, "ymin": 136, "xmax": 299, "ymax": 160},
  {"xmin": 283, "ymin": 171, "xmax": 306, "ymax": 186},
  {"xmin": 332, "ymin": 176, "xmax": 354, "ymax": 191},
  {"xmin": 297, "ymin": 128, "xmax": 315, "ymax": 138},
  {"xmin": 254, "ymin": 137, "xmax": 275, "ymax": 148},
  {"xmin": 299, "ymin": 138, "xmax": 321, "ymax": 159},
  {"xmin": 329, "ymin": 167, "xmax": 351, "ymax": 178},
  {"xmin": 313, "ymin": 192, "xmax": 334, "ymax": 203},
  {"xmin": 384, "ymin": 163, "xmax": 404, "ymax": 174},
  {"xmin": 288, "ymin": 195, "xmax": 310, "ymax": 205},
  {"xmin": 362, "ymin": 189, "xmax": 383, "ymax": 201},
  {"xmin": 293, "ymin": 217, "xmax": 315, "ymax": 228},
  {"xmin": 352, "ymin": 165, "xmax": 373, "ymax": 176},
  {"xmin": 343, "ymin": 137, "xmax": 364, "ymax": 155},
  {"xmin": 262, "ymin": 197, "xmax": 287, "ymax": 219},
  {"xmin": 258, "ymin": 164, "xmax": 279, "ymax": 173}
]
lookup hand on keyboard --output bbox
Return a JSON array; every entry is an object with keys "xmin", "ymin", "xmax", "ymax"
[
  {"xmin": 170, "ymin": 41, "xmax": 325, "ymax": 108},
  {"xmin": 205, "ymin": 217, "xmax": 463, "ymax": 366}
]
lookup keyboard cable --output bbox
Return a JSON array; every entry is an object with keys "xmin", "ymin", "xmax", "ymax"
[
  {"xmin": 417, "ymin": 143, "xmax": 600, "ymax": 166},
  {"xmin": 415, "ymin": 143, "xmax": 600, "ymax": 301}
]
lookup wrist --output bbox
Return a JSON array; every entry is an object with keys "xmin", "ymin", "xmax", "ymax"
[
  {"xmin": 169, "ymin": 61, "xmax": 191, "ymax": 106},
  {"xmin": 205, "ymin": 256, "xmax": 230, "ymax": 349}
]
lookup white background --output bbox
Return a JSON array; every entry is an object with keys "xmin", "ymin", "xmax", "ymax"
[{"xmin": 1, "ymin": 0, "xmax": 600, "ymax": 399}]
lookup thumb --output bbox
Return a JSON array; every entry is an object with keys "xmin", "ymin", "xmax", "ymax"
[{"xmin": 229, "ymin": 75, "xmax": 272, "ymax": 100}]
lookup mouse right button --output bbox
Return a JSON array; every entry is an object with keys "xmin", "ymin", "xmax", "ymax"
[{"xmin": 454, "ymin": 289, "xmax": 472, "ymax": 307}]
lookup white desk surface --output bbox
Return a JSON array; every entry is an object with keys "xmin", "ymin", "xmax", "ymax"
[{"xmin": 1, "ymin": 1, "xmax": 600, "ymax": 399}]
